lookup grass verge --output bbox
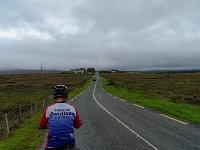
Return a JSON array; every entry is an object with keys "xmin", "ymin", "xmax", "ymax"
[
  {"xmin": 0, "ymin": 79, "xmax": 91, "ymax": 150},
  {"xmin": 101, "ymin": 77, "xmax": 200, "ymax": 124},
  {"xmin": 0, "ymin": 114, "xmax": 45, "ymax": 150},
  {"xmin": 68, "ymin": 79, "xmax": 91, "ymax": 100}
]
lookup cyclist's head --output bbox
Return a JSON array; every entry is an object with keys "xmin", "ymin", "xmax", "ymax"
[{"xmin": 52, "ymin": 85, "xmax": 69, "ymax": 99}]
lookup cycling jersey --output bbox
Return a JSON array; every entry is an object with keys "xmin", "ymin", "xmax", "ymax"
[{"xmin": 39, "ymin": 102, "xmax": 81, "ymax": 149}]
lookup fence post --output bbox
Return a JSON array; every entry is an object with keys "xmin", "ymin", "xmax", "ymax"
[
  {"xmin": 30, "ymin": 102, "xmax": 33, "ymax": 116},
  {"xmin": 35, "ymin": 102, "xmax": 38, "ymax": 113},
  {"xmin": 43, "ymin": 99, "xmax": 45, "ymax": 108},
  {"xmin": 45, "ymin": 98, "xmax": 47, "ymax": 107},
  {"xmin": 5, "ymin": 114, "xmax": 9, "ymax": 136},
  {"xmin": 19, "ymin": 105, "xmax": 22, "ymax": 123}
]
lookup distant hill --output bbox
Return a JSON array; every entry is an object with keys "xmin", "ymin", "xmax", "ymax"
[
  {"xmin": 127, "ymin": 69, "xmax": 200, "ymax": 74},
  {"xmin": 0, "ymin": 69, "xmax": 60, "ymax": 74}
]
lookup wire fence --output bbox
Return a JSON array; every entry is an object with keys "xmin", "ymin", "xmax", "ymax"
[{"xmin": 0, "ymin": 98, "xmax": 52, "ymax": 140}]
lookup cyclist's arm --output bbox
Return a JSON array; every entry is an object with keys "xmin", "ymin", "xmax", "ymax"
[
  {"xmin": 73, "ymin": 109, "xmax": 81, "ymax": 129},
  {"xmin": 39, "ymin": 107, "xmax": 48, "ymax": 129}
]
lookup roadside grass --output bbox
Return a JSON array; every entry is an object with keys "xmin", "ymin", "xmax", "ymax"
[
  {"xmin": 101, "ymin": 77, "xmax": 200, "ymax": 124},
  {"xmin": 0, "ymin": 79, "xmax": 91, "ymax": 150},
  {"xmin": 68, "ymin": 79, "xmax": 91, "ymax": 100}
]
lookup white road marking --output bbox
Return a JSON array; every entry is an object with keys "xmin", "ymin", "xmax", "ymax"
[
  {"xmin": 132, "ymin": 104, "xmax": 145, "ymax": 109},
  {"xmin": 93, "ymin": 82, "xmax": 158, "ymax": 150}
]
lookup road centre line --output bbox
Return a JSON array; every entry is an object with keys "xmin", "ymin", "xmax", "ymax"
[
  {"xmin": 93, "ymin": 82, "xmax": 158, "ymax": 150},
  {"xmin": 160, "ymin": 114, "xmax": 188, "ymax": 125}
]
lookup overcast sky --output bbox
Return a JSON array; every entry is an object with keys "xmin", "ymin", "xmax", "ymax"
[{"xmin": 0, "ymin": 0, "xmax": 200, "ymax": 71}]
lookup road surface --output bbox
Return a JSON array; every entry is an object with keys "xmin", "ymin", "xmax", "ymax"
[{"xmin": 41, "ymin": 76, "xmax": 200, "ymax": 150}]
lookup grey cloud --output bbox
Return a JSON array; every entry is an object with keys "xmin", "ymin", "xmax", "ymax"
[{"xmin": 0, "ymin": 0, "xmax": 200, "ymax": 70}]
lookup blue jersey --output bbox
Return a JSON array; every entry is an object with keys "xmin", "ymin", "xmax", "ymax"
[{"xmin": 39, "ymin": 102, "xmax": 81, "ymax": 149}]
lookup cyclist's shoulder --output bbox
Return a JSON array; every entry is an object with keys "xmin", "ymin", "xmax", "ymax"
[
  {"xmin": 46, "ymin": 103, "xmax": 56, "ymax": 109},
  {"xmin": 66, "ymin": 103, "xmax": 77, "ymax": 110}
]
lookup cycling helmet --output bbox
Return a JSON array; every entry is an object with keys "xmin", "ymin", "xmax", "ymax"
[{"xmin": 53, "ymin": 85, "xmax": 69, "ymax": 98}]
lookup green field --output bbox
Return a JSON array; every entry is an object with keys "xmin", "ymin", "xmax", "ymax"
[
  {"xmin": 101, "ymin": 72, "xmax": 200, "ymax": 124},
  {"xmin": 0, "ymin": 73, "xmax": 92, "ymax": 113},
  {"xmin": 101, "ymin": 72, "xmax": 200, "ymax": 104}
]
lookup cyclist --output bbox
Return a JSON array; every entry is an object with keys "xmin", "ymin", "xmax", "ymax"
[{"xmin": 39, "ymin": 85, "xmax": 81, "ymax": 150}]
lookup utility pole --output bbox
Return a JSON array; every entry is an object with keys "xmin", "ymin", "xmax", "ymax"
[
  {"xmin": 167, "ymin": 64, "xmax": 171, "ymax": 79},
  {"xmin": 40, "ymin": 60, "xmax": 45, "ymax": 103},
  {"xmin": 41, "ymin": 62, "xmax": 43, "ymax": 81}
]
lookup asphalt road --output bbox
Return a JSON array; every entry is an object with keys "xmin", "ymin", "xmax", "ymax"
[{"xmin": 71, "ymin": 77, "xmax": 200, "ymax": 150}]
